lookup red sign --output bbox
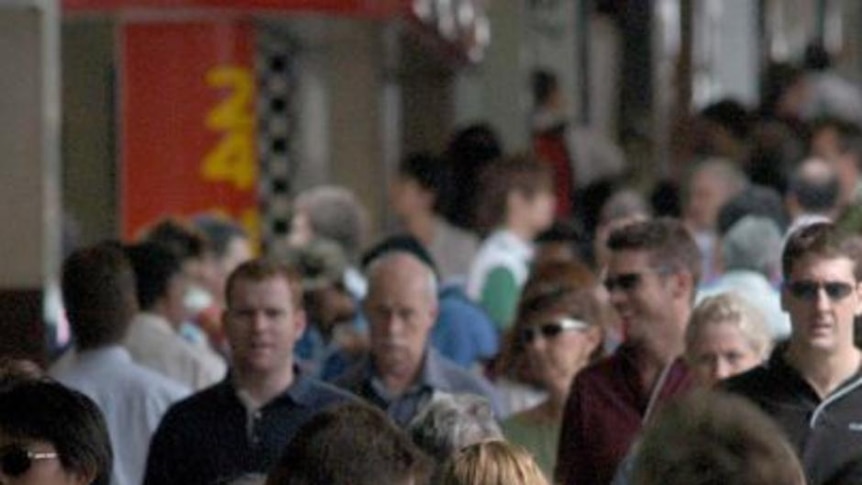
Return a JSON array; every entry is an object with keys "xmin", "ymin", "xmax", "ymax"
[{"xmin": 120, "ymin": 21, "xmax": 259, "ymax": 242}]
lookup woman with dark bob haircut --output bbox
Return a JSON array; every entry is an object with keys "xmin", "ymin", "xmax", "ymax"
[{"xmin": 0, "ymin": 376, "xmax": 112, "ymax": 485}]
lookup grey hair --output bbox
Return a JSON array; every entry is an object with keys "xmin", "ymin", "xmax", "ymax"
[
  {"xmin": 721, "ymin": 216, "xmax": 782, "ymax": 276},
  {"xmin": 408, "ymin": 392, "xmax": 502, "ymax": 465},
  {"xmin": 685, "ymin": 292, "xmax": 773, "ymax": 362},
  {"xmin": 218, "ymin": 473, "xmax": 266, "ymax": 485},
  {"xmin": 599, "ymin": 189, "xmax": 652, "ymax": 225},
  {"xmin": 365, "ymin": 251, "xmax": 438, "ymax": 303},
  {"xmin": 294, "ymin": 186, "xmax": 370, "ymax": 262}
]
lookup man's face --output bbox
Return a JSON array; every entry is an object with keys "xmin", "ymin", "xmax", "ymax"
[
  {"xmin": 364, "ymin": 256, "xmax": 438, "ymax": 379},
  {"xmin": 162, "ymin": 272, "xmax": 191, "ymax": 327},
  {"xmin": 782, "ymin": 255, "xmax": 861, "ymax": 355},
  {"xmin": 389, "ymin": 177, "xmax": 433, "ymax": 219},
  {"xmin": 224, "ymin": 277, "xmax": 305, "ymax": 377},
  {"xmin": 686, "ymin": 171, "xmax": 729, "ymax": 232},
  {"xmin": 605, "ymin": 250, "xmax": 685, "ymax": 349}
]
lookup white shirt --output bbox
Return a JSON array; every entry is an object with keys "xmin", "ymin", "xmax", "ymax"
[
  {"xmin": 466, "ymin": 229, "xmax": 534, "ymax": 301},
  {"xmin": 124, "ymin": 312, "xmax": 227, "ymax": 390},
  {"xmin": 51, "ymin": 346, "xmax": 189, "ymax": 485},
  {"xmin": 429, "ymin": 216, "xmax": 480, "ymax": 287}
]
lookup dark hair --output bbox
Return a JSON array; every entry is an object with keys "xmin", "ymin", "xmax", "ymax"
[
  {"xmin": 634, "ymin": 390, "xmax": 805, "ymax": 485},
  {"xmin": 0, "ymin": 379, "xmax": 113, "ymax": 485},
  {"xmin": 62, "ymin": 243, "xmax": 138, "ymax": 350},
  {"xmin": 760, "ymin": 62, "xmax": 805, "ymax": 118},
  {"xmin": 788, "ymin": 162, "xmax": 840, "ymax": 213},
  {"xmin": 125, "ymin": 242, "xmax": 182, "ymax": 311},
  {"xmin": 144, "ymin": 218, "xmax": 210, "ymax": 262},
  {"xmin": 782, "ymin": 222, "xmax": 855, "ymax": 279},
  {"xmin": 266, "ymin": 403, "xmax": 431, "ymax": 485},
  {"xmin": 225, "ymin": 259, "xmax": 302, "ymax": 310},
  {"xmin": 398, "ymin": 152, "xmax": 446, "ymax": 195},
  {"xmin": 803, "ymin": 42, "xmax": 832, "ymax": 71},
  {"xmin": 361, "ymin": 234, "xmax": 439, "ymax": 278},
  {"xmin": 717, "ymin": 185, "xmax": 787, "ymax": 236},
  {"xmin": 607, "ymin": 217, "xmax": 702, "ymax": 288},
  {"xmin": 700, "ymin": 99, "xmax": 753, "ymax": 141},
  {"xmin": 192, "ymin": 215, "xmax": 248, "ymax": 260},
  {"xmin": 532, "ymin": 69, "xmax": 559, "ymax": 107},
  {"xmin": 475, "ymin": 154, "xmax": 552, "ymax": 232},
  {"xmin": 442, "ymin": 123, "xmax": 503, "ymax": 230}
]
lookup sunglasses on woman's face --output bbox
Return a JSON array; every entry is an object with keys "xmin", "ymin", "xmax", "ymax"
[
  {"xmin": 0, "ymin": 444, "xmax": 59, "ymax": 477},
  {"xmin": 521, "ymin": 317, "xmax": 590, "ymax": 344}
]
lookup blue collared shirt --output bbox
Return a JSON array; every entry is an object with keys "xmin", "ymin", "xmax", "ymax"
[{"xmin": 333, "ymin": 348, "xmax": 502, "ymax": 426}]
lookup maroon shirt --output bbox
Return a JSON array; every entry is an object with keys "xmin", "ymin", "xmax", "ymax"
[{"xmin": 555, "ymin": 344, "xmax": 694, "ymax": 485}]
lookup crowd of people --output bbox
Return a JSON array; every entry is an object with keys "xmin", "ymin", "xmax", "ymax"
[{"xmin": 5, "ymin": 49, "xmax": 862, "ymax": 485}]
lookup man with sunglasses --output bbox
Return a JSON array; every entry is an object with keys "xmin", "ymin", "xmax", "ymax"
[
  {"xmin": 725, "ymin": 222, "xmax": 862, "ymax": 484},
  {"xmin": 556, "ymin": 218, "xmax": 699, "ymax": 485}
]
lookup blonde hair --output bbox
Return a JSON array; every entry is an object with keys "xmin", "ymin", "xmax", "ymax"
[
  {"xmin": 685, "ymin": 293, "xmax": 772, "ymax": 362},
  {"xmin": 439, "ymin": 440, "xmax": 548, "ymax": 485}
]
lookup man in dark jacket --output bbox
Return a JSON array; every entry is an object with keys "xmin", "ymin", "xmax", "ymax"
[{"xmin": 725, "ymin": 222, "xmax": 862, "ymax": 484}]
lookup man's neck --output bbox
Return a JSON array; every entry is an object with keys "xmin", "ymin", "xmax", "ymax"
[
  {"xmin": 233, "ymin": 365, "xmax": 295, "ymax": 407},
  {"xmin": 503, "ymin": 219, "xmax": 536, "ymax": 244},
  {"xmin": 374, "ymin": 356, "xmax": 424, "ymax": 397},
  {"xmin": 786, "ymin": 343, "xmax": 862, "ymax": 399},
  {"xmin": 634, "ymin": 344, "xmax": 680, "ymax": 392}
]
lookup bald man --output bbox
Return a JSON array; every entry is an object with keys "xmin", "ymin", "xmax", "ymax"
[{"xmin": 333, "ymin": 250, "xmax": 501, "ymax": 426}]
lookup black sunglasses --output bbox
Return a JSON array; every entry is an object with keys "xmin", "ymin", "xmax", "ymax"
[
  {"xmin": 785, "ymin": 280, "xmax": 855, "ymax": 302},
  {"xmin": 603, "ymin": 273, "xmax": 644, "ymax": 292},
  {"xmin": 0, "ymin": 445, "xmax": 58, "ymax": 477},
  {"xmin": 521, "ymin": 317, "xmax": 590, "ymax": 344}
]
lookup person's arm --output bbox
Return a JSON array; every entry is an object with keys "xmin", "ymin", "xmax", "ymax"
[{"xmin": 479, "ymin": 266, "xmax": 519, "ymax": 331}]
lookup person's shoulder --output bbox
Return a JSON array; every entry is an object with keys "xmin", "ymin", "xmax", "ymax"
[
  {"xmin": 299, "ymin": 376, "xmax": 359, "ymax": 407},
  {"xmin": 158, "ymin": 381, "xmax": 228, "ymax": 425},
  {"xmin": 721, "ymin": 364, "xmax": 774, "ymax": 395},
  {"xmin": 329, "ymin": 357, "xmax": 369, "ymax": 392}
]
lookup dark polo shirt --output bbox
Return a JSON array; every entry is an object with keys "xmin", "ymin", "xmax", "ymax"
[
  {"xmin": 143, "ymin": 372, "xmax": 355, "ymax": 485},
  {"xmin": 724, "ymin": 346, "xmax": 862, "ymax": 485},
  {"xmin": 555, "ymin": 344, "xmax": 695, "ymax": 485}
]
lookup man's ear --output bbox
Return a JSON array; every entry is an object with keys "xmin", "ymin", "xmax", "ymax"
[{"xmin": 668, "ymin": 271, "xmax": 694, "ymax": 301}]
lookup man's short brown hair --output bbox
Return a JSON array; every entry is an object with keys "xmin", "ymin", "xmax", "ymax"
[
  {"xmin": 225, "ymin": 259, "xmax": 303, "ymax": 310},
  {"xmin": 607, "ymin": 217, "xmax": 702, "ymax": 287},
  {"xmin": 783, "ymin": 222, "xmax": 856, "ymax": 280}
]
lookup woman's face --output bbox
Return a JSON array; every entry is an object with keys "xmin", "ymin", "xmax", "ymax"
[
  {"xmin": 687, "ymin": 321, "xmax": 763, "ymax": 387},
  {"xmin": 0, "ymin": 437, "xmax": 90, "ymax": 485},
  {"xmin": 522, "ymin": 311, "xmax": 600, "ymax": 394}
]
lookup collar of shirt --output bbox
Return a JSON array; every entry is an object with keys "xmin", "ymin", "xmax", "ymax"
[
  {"xmin": 615, "ymin": 343, "xmax": 692, "ymax": 414},
  {"xmin": 487, "ymin": 229, "xmax": 534, "ymax": 262},
  {"xmin": 132, "ymin": 312, "xmax": 176, "ymax": 335},
  {"xmin": 225, "ymin": 368, "xmax": 314, "ymax": 441},
  {"xmin": 366, "ymin": 348, "xmax": 451, "ymax": 403},
  {"xmin": 73, "ymin": 344, "xmax": 135, "ymax": 365},
  {"xmin": 767, "ymin": 343, "xmax": 862, "ymax": 403}
]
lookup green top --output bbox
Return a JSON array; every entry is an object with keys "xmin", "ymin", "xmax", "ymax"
[
  {"xmin": 501, "ymin": 409, "xmax": 560, "ymax": 481},
  {"xmin": 479, "ymin": 266, "xmax": 520, "ymax": 331}
]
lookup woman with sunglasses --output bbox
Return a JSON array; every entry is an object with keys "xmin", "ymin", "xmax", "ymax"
[
  {"xmin": 499, "ymin": 261, "xmax": 606, "ymax": 480},
  {"xmin": 0, "ymin": 377, "xmax": 111, "ymax": 485}
]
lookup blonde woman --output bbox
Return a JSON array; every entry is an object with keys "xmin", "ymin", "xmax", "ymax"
[
  {"xmin": 439, "ymin": 440, "xmax": 548, "ymax": 485},
  {"xmin": 685, "ymin": 292, "xmax": 773, "ymax": 387}
]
